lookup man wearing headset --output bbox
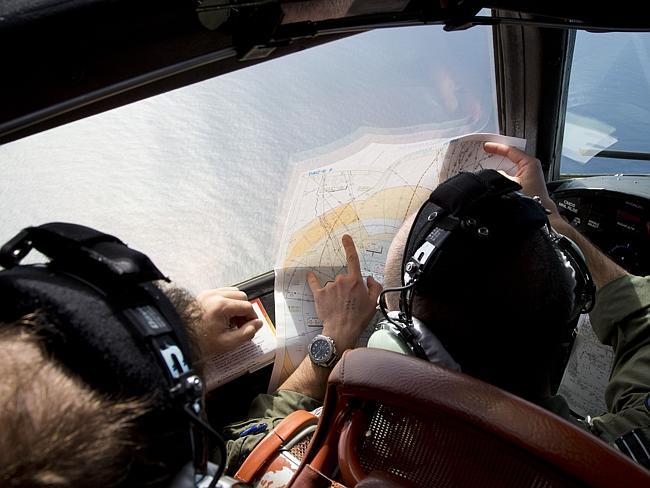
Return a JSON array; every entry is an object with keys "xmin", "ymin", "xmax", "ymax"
[
  {"xmin": 476, "ymin": 143, "xmax": 650, "ymax": 455},
  {"xmin": 0, "ymin": 276, "xmax": 268, "ymax": 486},
  {"xmin": 226, "ymin": 142, "xmax": 650, "ymax": 471},
  {"xmin": 374, "ymin": 143, "xmax": 650, "ymax": 469}
]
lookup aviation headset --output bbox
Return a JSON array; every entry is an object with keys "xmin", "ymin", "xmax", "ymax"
[
  {"xmin": 371, "ymin": 169, "xmax": 595, "ymax": 390},
  {"xmin": 0, "ymin": 223, "xmax": 228, "ymax": 488}
]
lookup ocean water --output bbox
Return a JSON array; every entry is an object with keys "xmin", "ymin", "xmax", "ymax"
[
  {"xmin": 0, "ymin": 26, "xmax": 647, "ymax": 292},
  {"xmin": 0, "ymin": 25, "xmax": 497, "ymax": 291},
  {"xmin": 561, "ymin": 31, "xmax": 650, "ymax": 174}
]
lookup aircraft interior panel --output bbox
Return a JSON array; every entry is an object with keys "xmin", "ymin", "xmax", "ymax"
[{"xmin": 549, "ymin": 176, "xmax": 650, "ymax": 276}]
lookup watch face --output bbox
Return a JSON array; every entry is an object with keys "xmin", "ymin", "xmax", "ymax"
[{"xmin": 310, "ymin": 338, "xmax": 332, "ymax": 363}]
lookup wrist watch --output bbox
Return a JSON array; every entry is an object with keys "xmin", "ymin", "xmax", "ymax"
[{"xmin": 308, "ymin": 334, "xmax": 339, "ymax": 368}]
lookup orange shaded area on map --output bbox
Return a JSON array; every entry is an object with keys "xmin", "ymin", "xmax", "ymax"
[{"xmin": 283, "ymin": 185, "xmax": 430, "ymax": 267}]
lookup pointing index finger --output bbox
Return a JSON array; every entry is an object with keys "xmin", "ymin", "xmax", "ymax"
[{"xmin": 342, "ymin": 234, "xmax": 362, "ymax": 278}]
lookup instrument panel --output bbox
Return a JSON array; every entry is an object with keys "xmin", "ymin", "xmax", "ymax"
[{"xmin": 549, "ymin": 175, "xmax": 650, "ymax": 276}]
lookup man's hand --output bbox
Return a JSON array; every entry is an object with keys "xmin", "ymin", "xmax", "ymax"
[
  {"xmin": 484, "ymin": 142, "xmax": 627, "ymax": 289},
  {"xmin": 194, "ymin": 287, "xmax": 262, "ymax": 357},
  {"xmin": 280, "ymin": 235, "xmax": 382, "ymax": 400},
  {"xmin": 307, "ymin": 234, "xmax": 383, "ymax": 353},
  {"xmin": 483, "ymin": 142, "xmax": 560, "ymax": 218}
]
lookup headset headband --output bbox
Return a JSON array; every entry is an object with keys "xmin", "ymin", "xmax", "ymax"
[
  {"xmin": 0, "ymin": 223, "xmax": 167, "ymax": 282},
  {"xmin": 402, "ymin": 170, "xmax": 548, "ymax": 290}
]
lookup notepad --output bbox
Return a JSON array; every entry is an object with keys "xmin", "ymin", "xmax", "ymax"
[{"xmin": 204, "ymin": 298, "xmax": 277, "ymax": 391}]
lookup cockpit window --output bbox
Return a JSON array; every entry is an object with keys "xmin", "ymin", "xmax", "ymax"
[
  {"xmin": 0, "ymin": 25, "xmax": 497, "ymax": 291},
  {"xmin": 561, "ymin": 31, "xmax": 650, "ymax": 175}
]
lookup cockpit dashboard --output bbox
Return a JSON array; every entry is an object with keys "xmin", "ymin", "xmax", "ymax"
[{"xmin": 549, "ymin": 175, "xmax": 650, "ymax": 276}]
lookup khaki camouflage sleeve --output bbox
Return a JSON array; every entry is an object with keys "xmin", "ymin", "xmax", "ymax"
[
  {"xmin": 221, "ymin": 389, "xmax": 321, "ymax": 475},
  {"xmin": 589, "ymin": 275, "xmax": 650, "ymax": 441}
]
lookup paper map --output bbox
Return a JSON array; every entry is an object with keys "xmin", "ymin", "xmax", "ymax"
[
  {"xmin": 558, "ymin": 315, "xmax": 615, "ymax": 417},
  {"xmin": 269, "ymin": 132, "xmax": 524, "ymax": 391}
]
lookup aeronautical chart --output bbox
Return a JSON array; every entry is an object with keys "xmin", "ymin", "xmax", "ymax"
[{"xmin": 269, "ymin": 132, "xmax": 524, "ymax": 390}]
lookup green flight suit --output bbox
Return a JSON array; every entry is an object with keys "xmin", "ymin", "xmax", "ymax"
[
  {"xmin": 223, "ymin": 389, "xmax": 320, "ymax": 474},
  {"xmin": 586, "ymin": 274, "xmax": 650, "ymax": 461},
  {"xmin": 223, "ymin": 275, "xmax": 650, "ymax": 473}
]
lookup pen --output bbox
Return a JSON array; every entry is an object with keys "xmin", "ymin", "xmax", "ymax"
[{"xmin": 239, "ymin": 423, "xmax": 268, "ymax": 437}]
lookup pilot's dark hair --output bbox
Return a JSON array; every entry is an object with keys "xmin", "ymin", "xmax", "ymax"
[{"xmin": 410, "ymin": 225, "xmax": 575, "ymax": 401}]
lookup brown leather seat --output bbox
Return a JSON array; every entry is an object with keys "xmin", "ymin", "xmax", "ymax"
[{"xmin": 292, "ymin": 348, "xmax": 650, "ymax": 487}]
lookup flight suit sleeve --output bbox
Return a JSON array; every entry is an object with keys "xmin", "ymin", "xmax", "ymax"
[
  {"xmin": 589, "ymin": 275, "xmax": 650, "ymax": 442},
  {"xmin": 221, "ymin": 389, "xmax": 321, "ymax": 475}
]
